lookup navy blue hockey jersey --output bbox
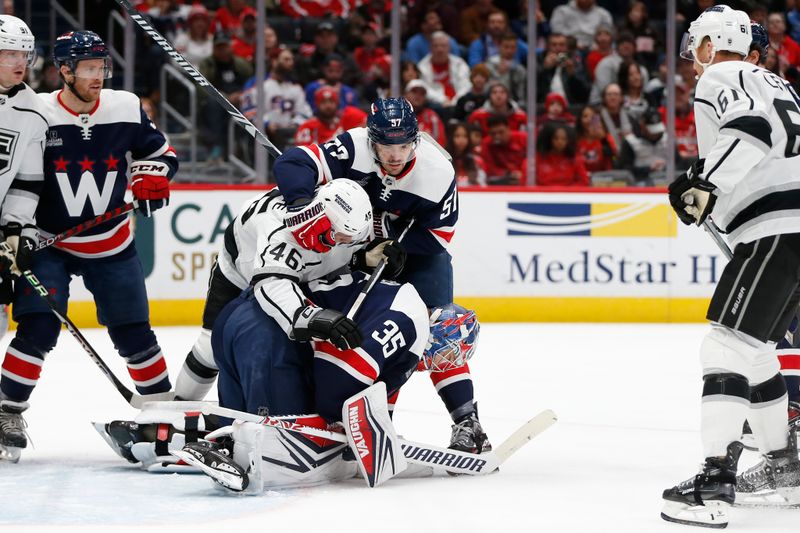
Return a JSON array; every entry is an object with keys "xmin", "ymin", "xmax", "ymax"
[
  {"xmin": 37, "ymin": 89, "xmax": 177, "ymax": 258},
  {"xmin": 273, "ymin": 128, "xmax": 457, "ymax": 255}
]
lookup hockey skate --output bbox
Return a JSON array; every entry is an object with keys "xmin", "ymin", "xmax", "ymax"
[
  {"xmin": 735, "ymin": 429, "xmax": 800, "ymax": 508},
  {"xmin": 661, "ymin": 442, "xmax": 743, "ymax": 529},
  {"xmin": 740, "ymin": 401, "xmax": 800, "ymax": 451},
  {"xmin": 0, "ymin": 400, "xmax": 29, "ymax": 463},
  {"xmin": 173, "ymin": 440, "xmax": 248, "ymax": 492},
  {"xmin": 449, "ymin": 412, "xmax": 492, "ymax": 454},
  {"xmin": 93, "ymin": 420, "xmax": 151, "ymax": 464}
]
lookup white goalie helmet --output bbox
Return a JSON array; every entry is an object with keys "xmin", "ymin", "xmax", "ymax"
[
  {"xmin": 316, "ymin": 179, "xmax": 373, "ymax": 243},
  {"xmin": 0, "ymin": 15, "xmax": 36, "ymax": 67},
  {"xmin": 680, "ymin": 5, "xmax": 751, "ymax": 66}
]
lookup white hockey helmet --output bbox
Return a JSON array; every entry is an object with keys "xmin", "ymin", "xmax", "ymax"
[
  {"xmin": 316, "ymin": 179, "xmax": 372, "ymax": 243},
  {"xmin": 0, "ymin": 15, "xmax": 36, "ymax": 68},
  {"xmin": 680, "ymin": 5, "xmax": 751, "ymax": 64}
]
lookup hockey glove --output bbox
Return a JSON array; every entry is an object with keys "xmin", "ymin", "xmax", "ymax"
[
  {"xmin": 286, "ymin": 198, "xmax": 335, "ymax": 254},
  {"xmin": 350, "ymin": 238, "xmax": 407, "ymax": 279},
  {"xmin": 668, "ymin": 159, "xmax": 716, "ymax": 226},
  {"xmin": 292, "ymin": 305, "xmax": 363, "ymax": 351},
  {"xmin": 131, "ymin": 160, "xmax": 171, "ymax": 217},
  {"xmin": 0, "ymin": 223, "xmax": 37, "ymax": 277}
]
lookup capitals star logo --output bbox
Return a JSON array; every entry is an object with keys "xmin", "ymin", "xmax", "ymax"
[
  {"xmin": 53, "ymin": 156, "xmax": 69, "ymax": 172},
  {"xmin": 103, "ymin": 154, "xmax": 119, "ymax": 170},
  {"xmin": 78, "ymin": 156, "xmax": 95, "ymax": 173}
]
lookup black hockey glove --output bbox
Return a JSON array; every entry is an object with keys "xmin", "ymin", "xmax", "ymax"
[
  {"xmin": 0, "ymin": 222, "xmax": 36, "ymax": 278},
  {"xmin": 292, "ymin": 305, "xmax": 363, "ymax": 351},
  {"xmin": 668, "ymin": 159, "xmax": 716, "ymax": 226},
  {"xmin": 350, "ymin": 238, "xmax": 407, "ymax": 279}
]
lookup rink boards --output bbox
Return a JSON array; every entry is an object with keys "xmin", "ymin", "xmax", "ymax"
[{"xmin": 48, "ymin": 186, "xmax": 727, "ymax": 326}]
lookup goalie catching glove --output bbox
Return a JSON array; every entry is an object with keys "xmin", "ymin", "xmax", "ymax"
[
  {"xmin": 668, "ymin": 158, "xmax": 717, "ymax": 226},
  {"xmin": 0, "ymin": 223, "xmax": 36, "ymax": 278},
  {"xmin": 131, "ymin": 160, "xmax": 171, "ymax": 217},
  {"xmin": 350, "ymin": 238, "xmax": 406, "ymax": 279},
  {"xmin": 292, "ymin": 305, "xmax": 363, "ymax": 350}
]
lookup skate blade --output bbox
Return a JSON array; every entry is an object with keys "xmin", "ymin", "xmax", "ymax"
[
  {"xmin": 0, "ymin": 444, "xmax": 22, "ymax": 463},
  {"xmin": 661, "ymin": 500, "xmax": 729, "ymax": 529},
  {"xmin": 735, "ymin": 486, "xmax": 800, "ymax": 509},
  {"xmin": 170, "ymin": 449, "xmax": 248, "ymax": 492}
]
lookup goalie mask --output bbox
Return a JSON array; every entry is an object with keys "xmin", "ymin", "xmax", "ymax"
[{"xmin": 422, "ymin": 304, "xmax": 480, "ymax": 372}]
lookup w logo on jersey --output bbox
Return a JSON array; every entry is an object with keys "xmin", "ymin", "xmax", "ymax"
[{"xmin": 56, "ymin": 170, "xmax": 118, "ymax": 216}]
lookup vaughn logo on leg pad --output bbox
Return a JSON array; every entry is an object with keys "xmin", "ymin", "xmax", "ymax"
[{"xmin": 348, "ymin": 403, "xmax": 372, "ymax": 461}]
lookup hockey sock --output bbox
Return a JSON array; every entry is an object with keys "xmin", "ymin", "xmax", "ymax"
[
  {"xmin": 778, "ymin": 353, "xmax": 800, "ymax": 403},
  {"xmin": 701, "ymin": 373, "xmax": 750, "ymax": 458},
  {"xmin": 428, "ymin": 363, "xmax": 475, "ymax": 421},
  {"xmin": 0, "ymin": 338, "xmax": 45, "ymax": 402},
  {"xmin": 174, "ymin": 350, "xmax": 219, "ymax": 401},
  {"xmin": 109, "ymin": 323, "xmax": 171, "ymax": 394},
  {"xmin": 748, "ymin": 373, "xmax": 790, "ymax": 453}
]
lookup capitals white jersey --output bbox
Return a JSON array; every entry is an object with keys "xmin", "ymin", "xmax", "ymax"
[
  {"xmin": 0, "ymin": 83, "xmax": 47, "ymax": 229},
  {"xmin": 217, "ymin": 189, "xmax": 363, "ymax": 336},
  {"xmin": 694, "ymin": 60, "xmax": 800, "ymax": 246}
]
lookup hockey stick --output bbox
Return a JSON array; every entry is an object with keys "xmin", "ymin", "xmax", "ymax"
[
  {"xmin": 196, "ymin": 403, "xmax": 556, "ymax": 476},
  {"xmin": 346, "ymin": 218, "xmax": 415, "ymax": 321},
  {"xmin": 9, "ymin": 267, "xmax": 173, "ymax": 408},
  {"xmin": 33, "ymin": 201, "xmax": 135, "ymax": 251},
  {"xmin": 112, "ymin": 0, "xmax": 281, "ymax": 159}
]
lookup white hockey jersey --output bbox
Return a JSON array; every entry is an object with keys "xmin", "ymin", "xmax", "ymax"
[
  {"xmin": 217, "ymin": 189, "xmax": 362, "ymax": 336},
  {"xmin": 694, "ymin": 60, "xmax": 800, "ymax": 246},
  {"xmin": 0, "ymin": 83, "xmax": 47, "ymax": 229}
]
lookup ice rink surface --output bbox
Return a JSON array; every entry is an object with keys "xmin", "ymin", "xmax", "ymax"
[{"xmin": 1, "ymin": 323, "xmax": 798, "ymax": 532}]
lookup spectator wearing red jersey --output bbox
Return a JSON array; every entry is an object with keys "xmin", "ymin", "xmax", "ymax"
[
  {"xmin": 354, "ymin": 23, "xmax": 387, "ymax": 81},
  {"xmin": 585, "ymin": 25, "xmax": 614, "ymax": 81},
  {"xmin": 418, "ymin": 31, "xmax": 471, "ymax": 108},
  {"xmin": 294, "ymin": 86, "xmax": 367, "ymax": 146},
  {"xmin": 468, "ymin": 81, "xmax": 527, "ymax": 135},
  {"xmin": 231, "ymin": 7, "xmax": 257, "ymax": 62},
  {"xmin": 659, "ymin": 81, "xmax": 697, "ymax": 167},
  {"xmin": 447, "ymin": 122, "xmax": 487, "ymax": 187},
  {"xmin": 537, "ymin": 92, "xmax": 576, "ymax": 129},
  {"xmin": 768, "ymin": 12, "xmax": 800, "ymax": 68},
  {"xmin": 575, "ymin": 105, "xmax": 616, "ymax": 173},
  {"xmin": 535, "ymin": 122, "xmax": 589, "ymax": 187},
  {"xmin": 405, "ymin": 80, "xmax": 447, "ymax": 148},
  {"xmin": 212, "ymin": 0, "xmax": 248, "ymax": 35},
  {"xmin": 280, "ymin": 0, "xmax": 351, "ymax": 18},
  {"xmin": 481, "ymin": 114, "xmax": 529, "ymax": 185}
]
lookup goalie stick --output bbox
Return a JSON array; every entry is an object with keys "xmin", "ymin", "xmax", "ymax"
[{"xmin": 194, "ymin": 403, "xmax": 557, "ymax": 476}]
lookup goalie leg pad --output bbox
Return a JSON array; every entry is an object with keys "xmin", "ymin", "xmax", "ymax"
[{"xmin": 343, "ymin": 382, "xmax": 407, "ymax": 487}]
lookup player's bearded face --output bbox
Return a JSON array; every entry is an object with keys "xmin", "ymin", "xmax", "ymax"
[
  {"xmin": 374, "ymin": 142, "xmax": 416, "ymax": 175},
  {"xmin": 67, "ymin": 59, "xmax": 109, "ymax": 101}
]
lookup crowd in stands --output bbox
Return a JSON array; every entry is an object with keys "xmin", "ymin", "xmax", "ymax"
[{"xmin": 27, "ymin": 0, "xmax": 800, "ymax": 186}]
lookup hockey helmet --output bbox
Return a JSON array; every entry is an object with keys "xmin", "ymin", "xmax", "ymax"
[
  {"xmin": 0, "ymin": 15, "xmax": 36, "ymax": 68},
  {"xmin": 316, "ymin": 179, "xmax": 372, "ymax": 244},
  {"xmin": 750, "ymin": 21, "xmax": 769, "ymax": 64},
  {"xmin": 680, "ymin": 5, "xmax": 751, "ymax": 63},
  {"xmin": 367, "ymin": 98, "xmax": 419, "ymax": 146},
  {"xmin": 53, "ymin": 31, "xmax": 112, "ymax": 79},
  {"xmin": 422, "ymin": 304, "xmax": 480, "ymax": 372}
]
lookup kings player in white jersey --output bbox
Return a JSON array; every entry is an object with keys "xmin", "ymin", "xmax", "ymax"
[
  {"xmin": 0, "ymin": 31, "xmax": 177, "ymax": 463},
  {"xmin": 662, "ymin": 5, "xmax": 800, "ymax": 527},
  {"xmin": 0, "ymin": 15, "xmax": 47, "ymax": 462}
]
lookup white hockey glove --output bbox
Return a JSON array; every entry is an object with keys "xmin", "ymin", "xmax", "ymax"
[
  {"xmin": 350, "ymin": 238, "xmax": 406, "ymax": 279},
  {"xmin": 668, "ymin": 159, "xmax": 717, "ymax": 226},
  {"xmin": 292, "ymin": 305, "xmax": 363, "ymax": 350},
  {"xmin": 0, "ymin": 223, "xmax": 37, "ymax": 278}
]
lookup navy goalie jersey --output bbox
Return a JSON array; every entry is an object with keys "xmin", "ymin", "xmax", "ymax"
[
  {"xmin": 37, "ymin": 89, "xmax": 177, "ymax": 258},
  {"xmin": 273, "ymin": 128, "xmax": 458, "ymax": 255}
]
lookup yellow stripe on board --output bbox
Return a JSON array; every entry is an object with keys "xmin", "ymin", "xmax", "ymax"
[
  {"xmin": 10, "ymin": 297, "xmax": 712, "ymax": 329},
  {"xmin": 590, "ymin": 203, "xmax": 677, "ymax": 237}
]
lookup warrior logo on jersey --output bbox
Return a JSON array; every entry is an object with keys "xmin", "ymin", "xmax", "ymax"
[{"xmin": 0, "ymin": 128, "xmax": 19, "ymax": 174}]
